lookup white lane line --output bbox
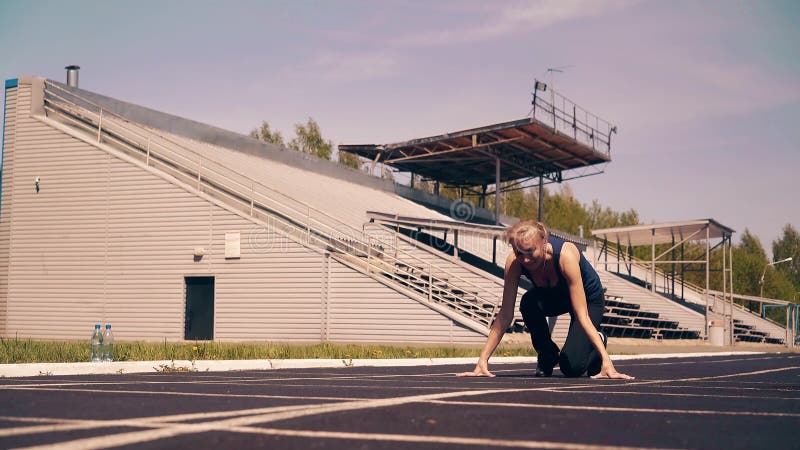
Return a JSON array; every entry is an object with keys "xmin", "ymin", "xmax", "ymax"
[
  {"xmin": 0, "ymin": 402, "xmax": 328, "ymax": 438},
  {"xmin": 227, "ymin": 426, "xmax": 682, "ymax": 450},
  {"xmin": 0, "ymin": 422, "xmax": 127, "ymax": 438},
  {"xmin": 0, "ymin": 367, "xmax": 534, "ymax": 387},
  {"xmin": 0, "ymin": 379, "xmax": 276, "ymax": 389},
  {"xmin": 620, "ymin": 383, "xmax": 799, "ymax": 392},
  {"xmin": 620, "ymin": 355, "xmax": 791, "ymax": 367},
  {"xmin": 181, "ymin": 382, "xmax": 477, "ymax": 391},
  {"xmin": 642, "ymin": 379, "xmax": 799, "ymax": 385},
  {"xmin": 544, "ymin": 382, "xmax": 798, "ymax": 393},
  {"xmin": 3, "ymin": 386, "xmax": 361, "ymax": 401},
  {"xmin": 0, "ymin": 370, "xmax": 488, "ymax": 389},
  {"xmin": 538, "ymin": 390, "xmax": 800, "ymax": 401},
  {"xmin": 0, "ymin": 380, "xmax": 477, "ymax": 391},
  {"xmin": 677, "ymin": 366, "xmax": 800, "ymax": 382},
  {"xmin": 9, "ymin": 385, "xmax": 583, "ymax": 450},
  {"xmin": 547, "ymin": 366, "xmax": 800, "ymax": 391},
  {"xmin": 426, "ymin": 400, "xmax": 800, "ymax": 418}
]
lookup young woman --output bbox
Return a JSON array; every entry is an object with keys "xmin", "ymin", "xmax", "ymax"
[{"xmin": 458, "ymin": 220, "xmax": 633, "ymax": 379}]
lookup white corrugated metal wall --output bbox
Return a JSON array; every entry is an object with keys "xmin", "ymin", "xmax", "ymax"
[
  {"xmin": 0, "ymin": 83, "xmax": 18, "ymax": 337},
  {"xmin": 0, "ymin": 78, "xmax": 486, "ymax": 344},
  {"xmin": 327, "ymin": 260, "xmax": 485, "ymax": 344}
]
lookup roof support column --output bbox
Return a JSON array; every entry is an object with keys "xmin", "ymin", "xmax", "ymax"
[
  {"xmin": 492, "ymin": 236, "xmax": 497, "ymax": 265},
  {"xmin": 671, "ymin": 236, "xmax": 676, "ymax": 298},
  {"xmin": 705, "ymin": 225, "xmax": 710, "ymax": 340},
  {"xmin": 495, "ymin": 156, "xmax": 501, "ymax": 225},
  {"xmin": 651, "ymin": 229, "xmax": 656, "ymax": 293},
  {"xmin": 537, "ymin": 175, "xmax": 544, "ymax": 221},
  {"xmin": 728, "ymin": 236, "xmax": 735, "ymax": 346},
  {"xmin": 681, "ymin": 242, "xmax": 685, "ymax": 300},
  {"xmin": 722, "ymin": 233, "xmax": 728, "ymax": 343}
]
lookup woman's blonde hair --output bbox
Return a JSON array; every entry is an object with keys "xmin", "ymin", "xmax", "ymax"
[{"xmin": 504, "ymin": 220, "xmax": 549, "ymax": 248}]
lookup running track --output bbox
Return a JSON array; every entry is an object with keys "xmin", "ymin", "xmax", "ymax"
[{"xmin": 0, "ymin": 353, "xmax": 798, "ymax": 449}]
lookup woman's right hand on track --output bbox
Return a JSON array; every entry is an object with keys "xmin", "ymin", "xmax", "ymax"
[
  {"xmin": 456, "ymin": 359, "xmax": 495, "ymax": 377},
  {"xmin": 591, "ymin": 361, "xmax": 635, "ymax": 380}
]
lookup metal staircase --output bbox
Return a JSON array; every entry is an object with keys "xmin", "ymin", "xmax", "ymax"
[{"xmin": 40, "ymin": 80, "xmax": 501, "ymax": 335}]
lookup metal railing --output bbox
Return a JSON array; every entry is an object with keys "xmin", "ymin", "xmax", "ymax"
[
  {"xmin": 41, "ymin": 81, "xmax": 501, "ymax": 331},
  {"xmin": 593, "ymin": 241, "xmax": 711, "ymax": 300},
  {"xmin": 531, "ymin": 82, "xmax": 615, "ymax": 155}
]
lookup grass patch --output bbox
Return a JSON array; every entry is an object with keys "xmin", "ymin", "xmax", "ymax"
[{"xmin": 0, "ymin": 338, "xmax": 536, "ymax": 364}]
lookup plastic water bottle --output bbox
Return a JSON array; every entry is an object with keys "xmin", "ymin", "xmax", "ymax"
[
  {"xmin": 91, "ymin": 324, "xmax": 103, "ymax": 363},
  {"xmin": 102, "ymin": 324, "xmax": 114, "ymax": 362}
]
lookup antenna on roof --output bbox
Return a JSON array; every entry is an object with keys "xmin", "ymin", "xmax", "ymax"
[
  {"xmin": 530, "ymin": 66, "xmax": 573, "ymax": 116},
  {"xmin": 543, "ymin": 65, "xmax": 573, "ymax": 91}
]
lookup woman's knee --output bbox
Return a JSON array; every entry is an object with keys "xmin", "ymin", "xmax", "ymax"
[{"xmin": 559, "ymin": 353, "xmax": 587, "ymax": 378}]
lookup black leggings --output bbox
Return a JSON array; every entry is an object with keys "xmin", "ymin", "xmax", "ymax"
[{"xmin": 519, "ymin": 291, "xmax": 605, "ymax": 377}]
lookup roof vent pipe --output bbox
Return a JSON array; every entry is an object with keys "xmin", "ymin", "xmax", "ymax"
[{"xmin": 65, "ymin": 65, "xmax": 80, "ymax": 88}]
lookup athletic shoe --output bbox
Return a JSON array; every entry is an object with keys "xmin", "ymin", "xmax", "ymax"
[{"xmin": 598, "ymin": 330, "xmax": 607, "ymax": 348}]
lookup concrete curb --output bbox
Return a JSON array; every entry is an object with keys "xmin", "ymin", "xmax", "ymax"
[{"xmin": 0, "ymin": 351, "xmax": 767, "ymax": 378}]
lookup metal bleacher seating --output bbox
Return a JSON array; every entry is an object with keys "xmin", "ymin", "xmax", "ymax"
[
  {"xmin": 601, "ymin": 295, "xmax": 700, "ymax": 340},
  {"xmin": 732, "ymin": 319, "xmax": 783, "ymax": 344},
  {"xmin": 507, "ymin": 293, "xmax": 700, "ymax": 340}
]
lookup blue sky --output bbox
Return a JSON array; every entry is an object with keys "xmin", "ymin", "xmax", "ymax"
[{"xmin": 2, "ymin": 0, "xmax": 798, "ymax": 255}]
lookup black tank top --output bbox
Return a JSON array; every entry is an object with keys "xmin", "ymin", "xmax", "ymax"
[{"xmin": 520, "ymin": 238, "xmax": 604, "ymax": 303}]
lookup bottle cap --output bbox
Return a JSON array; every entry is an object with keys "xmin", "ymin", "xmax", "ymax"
[
  {"xmin": 95, "ymin": 324, "xmax": 101, "ymax": 329},
  {"xmin": 105, "ymin": 324, "xmax": 111, "ymax": 329}
]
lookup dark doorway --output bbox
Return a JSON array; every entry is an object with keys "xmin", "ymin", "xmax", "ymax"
[{"xmin": 185, "ymin": 277, "xmax": 214, "ymax": 340}]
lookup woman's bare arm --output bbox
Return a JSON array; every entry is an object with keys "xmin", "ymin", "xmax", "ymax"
[
  {"xmin": 457, "ymin": 252, "xmax": 520, "ymax": 377},
  {"xmin": 560, "ymin": 243, "xmax": 634, "ymax": 380}
]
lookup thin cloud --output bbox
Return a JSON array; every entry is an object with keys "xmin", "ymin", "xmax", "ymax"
[
  {"xmin": 686, "ymin": 61, "xmax": 800, "ymax": 115},
  {"xmin": 315, "ymin": 52, "xmax": 399, "ymax": 81},
  {"xmin": 393, "ymin": 0, "xmax": 638, "ymax": 47},
  {"xmin": 281, "ymin": 51, "xmax": 401, "ymax": 84},
  {"xmin": 633, "ymin": 59, "xmax": 800, "ymax": 128}
]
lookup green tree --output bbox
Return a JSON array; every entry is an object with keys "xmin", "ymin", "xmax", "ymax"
[
  {"xmin": 249, "ymin": 121, "xmax": 285, "ymax": 146},
  {"xmin": 772, "ymin": 224, "xmax": 800, "ymax": 289},
  {"xmin": 733, "ymin": 229, "xmax": 768, "ymax": 297},
  {"xmin": 337, "ymin": 150, "xmax": 362, "ymax": 170},
  {"xmin": 289, "ymin": 118, "xmax": 333, "ymax": 160},
  {"xmin": 472, "ymin": 182, "xmax": 638, "ymax": 235},
  {"xmin": 729, "ymin": 229, "xmax": 795, "ymax": 321}
]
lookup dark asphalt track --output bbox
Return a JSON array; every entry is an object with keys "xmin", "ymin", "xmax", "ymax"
[{"xmin": 0, "ymin": 353, "xmax": 798, "ymax": 449}]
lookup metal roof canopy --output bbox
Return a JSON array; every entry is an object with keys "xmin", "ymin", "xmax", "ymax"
[
  {"xmin": 340, "ymin": 82, "xmax": 616, "ymax": 224},
  {"xmin": 339, "ymin": 116, "xmax": 611, "ymax": 187},
  {"xmin": 591, "ymin": 219, "xmax": 737, "ymax": 342},
  {"xmin": 591, "ymin": 219, "xmax": 735, "ymax": 247}
]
